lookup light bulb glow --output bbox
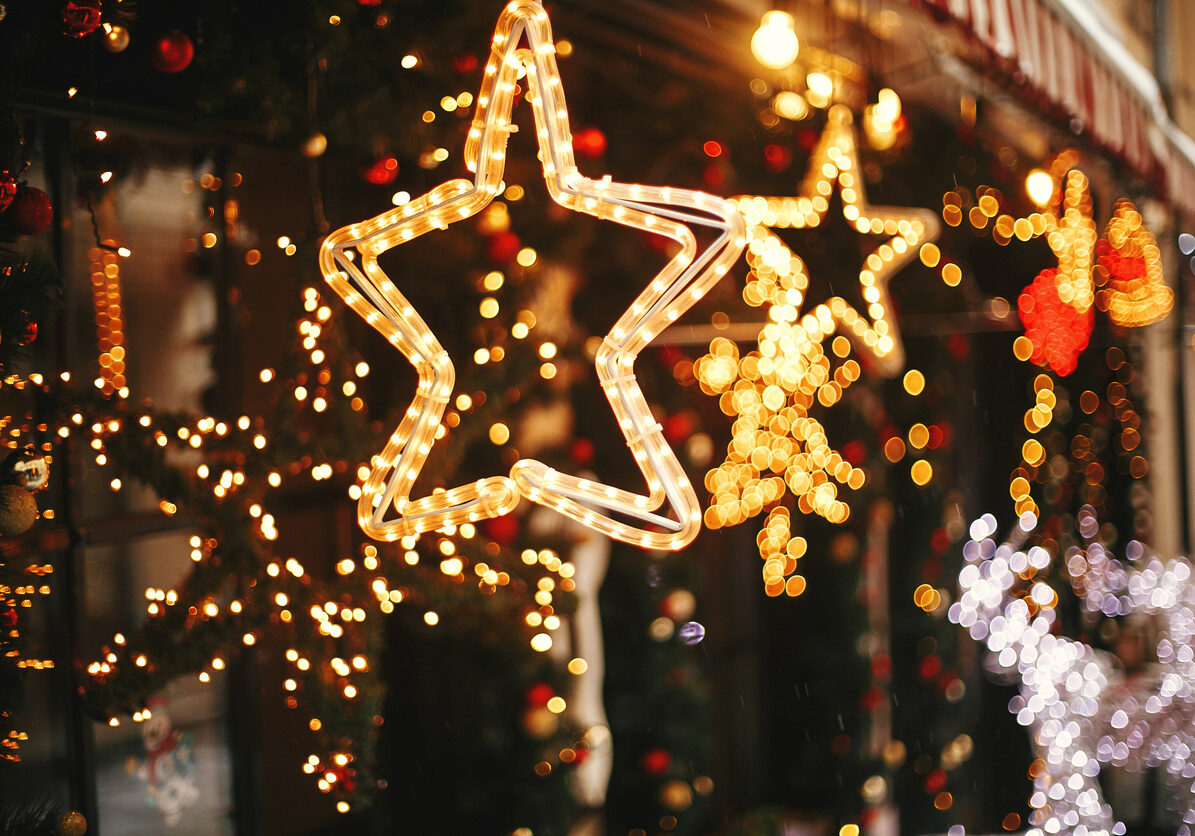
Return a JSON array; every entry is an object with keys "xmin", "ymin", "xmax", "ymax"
[{"xmin": 751, "ymin": 10, "xmax": 799, "ymax": 70}]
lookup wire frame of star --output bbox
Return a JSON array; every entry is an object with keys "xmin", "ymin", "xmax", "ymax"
[{"xmin": 319, "ymin": 0, "xmax": 745, "ymax": 549}]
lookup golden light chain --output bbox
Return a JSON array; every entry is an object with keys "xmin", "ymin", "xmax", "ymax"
[{"xmin": 319, "ymin": 0, "xmax": 745, "ymax": 550}]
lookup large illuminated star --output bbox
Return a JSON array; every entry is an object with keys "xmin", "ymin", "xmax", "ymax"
[
  {"xmin": 733, "ymin": 105, "xmax": 940, "ymax": 377},
  {"xmin": 319, "ymin": 0, "xmax": 745, "ymax": 548}
]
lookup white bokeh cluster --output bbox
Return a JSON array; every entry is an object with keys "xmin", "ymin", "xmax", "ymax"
[{"xmin": 950, "ymin": 507, "xmax": 1195, "ymax": 835}]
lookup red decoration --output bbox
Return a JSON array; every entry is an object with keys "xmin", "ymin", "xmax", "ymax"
[
  {"xmin": 486, "ymin": 230, "xmax": 521, "ymax": 263},
  {"xmin": 62, "ymin": 0, "xmax": 103, "ymax": 37},
  {"xmin": 482, "ymin": 513, "xmax": 519, "ymax": 546},
  {"xmin": 0, "ymin": 173, "xmax": 16, "ymax": 213},
  {"xmin": 1, "ymin": 607, "xmax": 16, "ymax": 629},
  {"xmin": 763, "ymin": 143, "xmax": 792, "ymax": 173},
  {"xmin": 569, "ymin": 437, "xmax": 595, "ymax": 467},
  {"xmin": 1017, "ymin": 267, "xmax": 1092, "ymax": 376},
  {"xmin": 357, "ymin": 0, "xmax": 383, "ymax": 5},
  {"xmin": 151, "ymin": 30, "xmax": 195, "ymax": 74},
  {"xmin": 363, "ymin": 156, "xmax": 400, "ymax": 185},
  {"xmin": 917, "ymin": 654, "xmax": 942, "ymax": 681},
  {"xmin": 452, "ymin": 54, "xmax": 479, "ymax": 74},
  {"xmin": 924, "ymin": 768, "xmax": 948, "ymax": 793},
  {"xmin": 661, "ymin": 413, "xmax": 694, "ymax": 445},
  {"xmin": 525, "ymin": 683, "xmax": 555, "ymax": 707},
  {"xmin": 641, "ymin": 749, "xmax": 672, "ymax": 776},
  {"xmin": 7, "ymin": 186, "xmax": 53, "ymax": 236},
  {"xmin": 16, "ymin": 319, "xmax": 37, "ymax": 347},
  {"xmin": 573, "ymin": 127, "xmax": 607, "ymax": 159}
]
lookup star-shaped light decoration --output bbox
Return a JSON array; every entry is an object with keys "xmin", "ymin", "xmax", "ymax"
[
  {"xmin": 696, "ymin": 105, "xmax": 939, "ymax": 594},
  {"xmin": 319, "ymin": 0, "xmax": 745, "ymax": 549}
]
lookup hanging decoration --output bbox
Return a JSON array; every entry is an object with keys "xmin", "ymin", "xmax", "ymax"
[
  {"xmin": 946, "ymin": 153, "xmax": 1174, "ymax": 376},
  {"xmin": 1097, "ymin": 199, "xmax": 1174, "ymax": 327},
  {"xmin": 6, "ymin": 186, "xmax": 53, "ymax": 237},
  {"xmin": 319, "ymin": 0, "xmax": 745, "ymax": 550},
  {"xmin": 952, "ymin": 510, "xmax": 1195, "ymax": 835},
  {"xmin": 61, "ymin": 0, "xmax": 102, "ymax": 38},
  {"xmin": 150, "ymin": 29, "xmax": 194, "ymax": 74},
  {"xmin": 695, "ymin": 105, "xmax": 940, "ymax": 573}
]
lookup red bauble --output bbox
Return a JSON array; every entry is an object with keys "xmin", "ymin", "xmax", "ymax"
[
  {"xmin": 16, "ymin": 320, "xmax": 37, "ymax": 347},
  {"xmin": 641, "ymin": 749, "xmax": 672, "ymax": 776},
  {"xmin": 525, "ymin": 682, "xmax": 555, "ymax": 707},
  {"xmin": 570, "ymin": 438, "xmax": 595, "ymax": 467},
  {"xmin": 62, "ymin": 0, "xmax": 103, "ymax": 37},
  {"xmin": 0, "ymin": 173, "xmax": 16, "ymax": 213},
  {"xmin": 487, "ymin": 231, "xmax": 521, "ymax": 264},
  {"xmin": 151, "ymin": 30, "xmax": 195, "ymax": 74},
  {"xmin": 483, "ymin": 513, "xmax": 519, "ymax": 546},
  {"xmin": 573, "ymin": 127, "xmax": 607, "ymax": 159},
  {"xmin": 363, "ymin": 156, "xmax": 399, "ymax": 185},
  {"xmin": 8, "ymin": 186, "xmax": 53, "ymax": 236},
  {"xmin": 452, "ymin": 54, "xmax": 479, "ymax": 74}
]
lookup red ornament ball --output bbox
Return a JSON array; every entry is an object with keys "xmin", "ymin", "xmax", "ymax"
[
  {"xmin": 487, "ymin": 230, "xmax": 522, "ymax": 264},
  {"xmin": 62, "ymin": 0, "xmax": 103, "ymax": 38},
  {"xmin": 452, "ymin": 54, "xmax": 479, "ymax": 74},
  {"xmin": 569, "ymin": 437, "xmax": 595, "ymax": 467},
  {"xmin": 363, "ymin": 156, "xmax": 400, "ymax": 185},
  {"xmin": 573, "ymin": 127, "xmax": 607, "ymax": 159},
  {"xmin": 151, "ymin": 30, "xmax": 195, "ymax": 74},
  {"xmin": 16, "ymin": 319, "xmax": 37, "ymax": 347},
  {"xmin": 525, "ymin": 682, "xmax": 555, "ymax": 707},
  {"xmin": 8, "ymin": 186, "xmax": 53, "ymax": 236},
  {"xmin": 483, "ymin": 513, "xmax": 519, "ymax": 546},
  {"xmin": 0, "ymin": 173, "xmax": 16, "ymax": 213},
  {"xmin": 641, "ymin": 749, "xmax": 672, "ymax": 776}
]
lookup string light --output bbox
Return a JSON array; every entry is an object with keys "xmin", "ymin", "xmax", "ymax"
[
  {"xmin": 89, "ymin": 241, "xmax": 128, "ymax": 396},
  {"xmin": 750, "ymin": 10, "xmax": 799, "ymax": 70},
  {"xmin": 320, "ymin": 0, "xmax": 745, "ymax": 549}
]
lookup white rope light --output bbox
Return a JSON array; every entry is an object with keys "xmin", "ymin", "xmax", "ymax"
[
  {"xmin": 951, "ymin": 509, "xmax": 1195, "ymax": 835},
  {"xmin": 319, "ymin": 0, "xmax": 745, "ymax": 548}
]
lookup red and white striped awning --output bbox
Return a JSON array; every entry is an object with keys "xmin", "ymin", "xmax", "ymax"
[{"xmin": 917, "ymin": 0, "xmax": 1195, "ymax": 217}]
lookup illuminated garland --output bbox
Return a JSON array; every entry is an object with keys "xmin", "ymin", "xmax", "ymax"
[
  {"xmin": 320, "ymin": 0, "xmax": 745, "ymax": 551},
  {"xmin": 952, "ymin": 510, "xmax": 1195, "ymax": 835},
  {"xmin": 694, "ymin": 106, "xmax": 940, "ymax": 593}
]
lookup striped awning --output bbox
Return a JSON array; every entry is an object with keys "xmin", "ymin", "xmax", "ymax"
[{"xmin": 918, "ymin": 0, "xmax": 1195, "ymax": 216}]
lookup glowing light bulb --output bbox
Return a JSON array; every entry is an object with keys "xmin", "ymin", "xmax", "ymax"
[
  {"xmin": 1025, "ymin": 169, "xmax": 1054, "ymax": 206},
  {"xmin": 751, "ymin": 10, "xmax": 799, "ymax": 70}
]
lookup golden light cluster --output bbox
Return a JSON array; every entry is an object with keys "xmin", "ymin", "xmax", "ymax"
[
  {"xmin": 89, "ymin": 240, "xmax": 128, "ymax": 397},
  {"xmin": 946, "ymin": 154, "xmax": 1173, "ymax": 361},
  {"xmin": 757, "ymin": 507, "xmax": 807, "ymax": 597},
  {"xmin": 696, "ymin": 106, "xmax": 940, "ymax": 572},
  {"xmin": 1097, "ymin": 199, "xmax": 1174, "ymax": 327},
  {"xmin": 320, "ymin": 0, "xmax": 745, "ymax": 550}
]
